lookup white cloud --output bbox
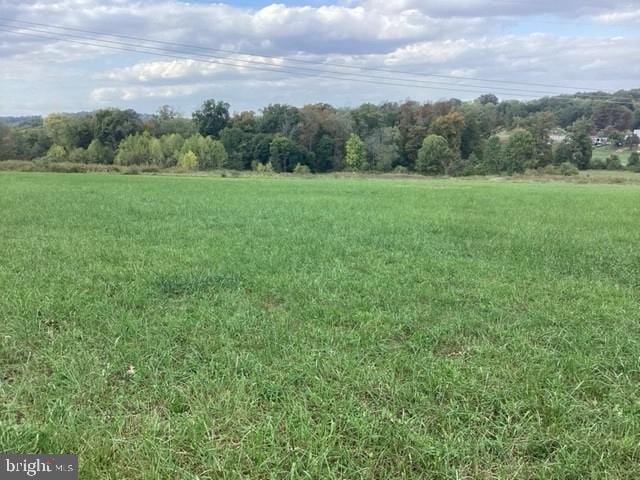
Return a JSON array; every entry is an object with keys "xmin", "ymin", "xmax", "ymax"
[{"xmin": 0, "ymin": 0, "xmax": 638, "ymax": 114}]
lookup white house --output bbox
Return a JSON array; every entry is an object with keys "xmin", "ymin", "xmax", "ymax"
[{"xmin": 634, "ymin": 129, "xmax": 640, "ymax": 137}]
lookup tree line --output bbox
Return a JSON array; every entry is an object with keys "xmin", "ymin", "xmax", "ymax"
[{"xmin": 1, "ymin": 90, "xmax": 640, "ymax": 175}]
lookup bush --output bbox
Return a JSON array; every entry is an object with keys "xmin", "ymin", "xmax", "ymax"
[
  {"xmin": 392, "ymin": 165, "xmax": 409, "ymax": 174},
  {"xmin": 68, "ymin": 148, "xmax": 90, "ymax": 164},
  {"xmin": 254, "ymin": 162, "xmax": 274, "ymax": 175},
  {"xmin": 45, "ymin": 145, "xmax": 67, "ymax": 162},
  {"xmin": 559, "ymin": 162, "xmax": 579, "ymax": 176},
  {"xmin": 115, "ymin": 132, "xmax": 163, "ymax": 166},
  {"xmin": 606, "ymin": 155, "xmax": 622, "ymax": 171},
  {"xmin": 589, "ymin": 158, "xmax": 607, "ymax": 170},
  {"xmin": 182, "ymin": 134, "xmax": 227, "ymax": 170},
  {"xmin": 178, "ymin": 150, "xmax": 198, "ymax": 170},
  {"xmin": 48, "ymin": 162, "xmax": 89, "ymax": 173},
  {"xmin": 449, "ymin": 159, "xmax": 475, "ymax": 177},
  {"xmin": 628, "ymin": 151, "xmax": 640, "ymax": 170},
  {"xmin": 293, "ymin": 163, "xmax": 311, "ymax": 175}
]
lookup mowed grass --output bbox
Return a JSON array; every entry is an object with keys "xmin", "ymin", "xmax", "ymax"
[{"xmin": 1, "ymin": 172, "xmax": 639, "ymax": 479}]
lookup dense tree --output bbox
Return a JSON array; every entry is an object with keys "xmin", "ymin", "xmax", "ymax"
[
  {"xmin": 159, "ymin": 133, "xmax": 185, "ymax": 167},
  {"xmin": 2, "ymin": 88, "xmax": 639, "ymax": 175},
  {"xmin": 219, "ymin": 127, "xmax": 252, "ymax": 170},
  {"xmin": 269, "ymin": 135, "xmax": 309, "ymax": 173},
  {"xmin": 86, "ymin": 139, "xmax": 113, "ymax": 164},
  {"xmin": 503, "ymin": 129, "xmax": 535, "ymax": 173},
  {"xmin": 365, "ymin": 127, "xmax": 401, "ymax": 171},
  {"xmin": 593, "ymin": 104, "xmax": 633, "ymax": 132},
  {"xmin": 430, "ymin": 111, "xmax": 465, "ymax": 157},
  {"xmin": 115, "ymin": 132, "xmax": 163, "ymax": 166},
  {"xmin": 94, "ymin": 109, "xmax": 141, "ymax": 150},
  {"xmin": 258, "ymin": 104, "xmax": 300, "ymax": 136},
  {"xmin": 345, "ymin": 133, "xmax": 366, "ymax": 171},
  {"xmin": 517, "ymin": 111, "xmax": 555, "ymax": 167},
  {"xmin": 416, "ymin": 134, "xmax": 455, "ymax": 175},
  {"xmin": 148, "ymin": 105, "xmax": 196, "ymax": 137},
  {"xmin": 482, "ymin": 136, "xmax": 504, "ymax": 173},
  {"xmin": 192, "ymin": 99, "xmax": 230, "ymax": 138},
  {"xmin": 44, "ymin": 114, "xmax": 93, "ymax": 152},
  {"xmin": 182, "ymin": 134, "xmax": 228, "ymax": 169},
  {"xmin": 0, "ymin": 123, "xmax": 16, "ymax": 160},
  {"xmin": 566, "ymin": 118, "xmax": 593, "ymax": 169},
  {"xmin": 478, "ymin": 94, "xmax": 499, "ymax": 105}
]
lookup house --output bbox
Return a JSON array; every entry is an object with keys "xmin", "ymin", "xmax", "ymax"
[
  {"xmin": 634, "ymin": 129, "xmax": 640, "ymax": 137},
  {"xmin": 591, "ymin": 136, "xmax": 608, "ymax": 146}
]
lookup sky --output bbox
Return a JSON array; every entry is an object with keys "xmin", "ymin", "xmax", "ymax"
[{"xmin": 0, "ymin": 0, "xmax": 639, "ymax": 116}]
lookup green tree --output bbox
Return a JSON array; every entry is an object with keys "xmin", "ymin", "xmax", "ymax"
[
  {"xmin": 115, "ymin": 132, "xmax": 164, "ymax": 166},
  {"xmin": 94, "ymin": 109, "xmax": 141, "ymax": 150},
  {"xmin": 269, "ymin": 135, "xmax": 309, "ymax": 173},
  {"xmin": 178, "ymin": 150, "xmax": 198, "ymax": 170},
  {"xmin": 45, "ymin": 144, "xmax": 67, "ymax": 162},
  {"xmin": 148, "ymin": 105, "xmax": 196, "ymax": 137},
  {"xmin": 159, "ymin": 133, "xmax": 185, "ymax": 167},
  {"xmin": 566, "ymin": 118, "xmax": 593, "ymax": 169},
  {"xmin": 182, "ymin": 134, "xmax": 228, "ymax": 170},
  {"xmin": 219, "ymin": 127, "xmax": 252, "ymax": 169},
  {"xmin": 258, "ymin": 104, "xmax": 300, "ymax": 135},
  {"xmin": 503, "ymin": 129, "xmax": 535, "ymax": 173},
  {"xmin": 0, "ymin": 123, "xmax": 17, "ymax": 160},
  {"xmin": 86, "ymin": 139, "xmax": 113, "ymax": 164},
  {"xmin": 344, "ymin": 133, "xmax": 366, "ymax": 171},
  {"xmin": 482, "ymin": 135, "xmax": 503, "ymax": 173},
  {"xmin": 627, "ymin": 151, "xmax": 640, "ymax": 169},
  {"xmin": 416, "ymin": 134, "xmax": 455, "ymax": 175},
  {"xmin": 430, "ymin": 111, "xmax": 465, "ymax": 157},
  {"xmin": 193, "ymin": 99, "xmax": 230, "ymax": 138},
  {"xmin": 366, "ymin": 127, "xmax": 401, "ymax": 171}
]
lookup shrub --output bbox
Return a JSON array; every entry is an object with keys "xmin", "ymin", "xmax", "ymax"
[
  {"xmin": 45, "ymin": 145, "xmax": 67, "ymax": 162},
  {"xmin": 606, "ymin": 155, "xmax": 622, "ymax": 171},
  {"xmin": 48, "ymin": 162, "xmax": 88, "ymax": 173},
  {"xmin": 115, "ymin": 132, "xmax": 164, "ymax": 166},
  {"xmin": 68, "ymin": 148, "xmax": 89, "ymax": 164},
  {"xmin": 559, "ymin": 162, "xmax": 579, "ymax": 176},
  {"xmin": 182, "ymin": 134, "xmax": 227, "ymax": 170},
  {"xmin": 293, "ymin": 163, "xmax": 311, "ymax": 175},
  {"xmin": 628, "ymin": 151, "xmax": 640, "ymax": 170},
  {"xmin": 393, "ymin": 165, "xmax": 409, "ymax": 174},
  {"xmin": 449, "ymin": 158, "xmax": 475, "ymax": 177},
  {"xmin": 589, "ymin": 158, "xmax": 607, "ymax": 170},
  {"xmin": 178, "ymin": 150, "xmax": 198, "ymax": 170},
  {"xmin": 254, "ymin": 162, "xmax": 274, "ymax": 174}
]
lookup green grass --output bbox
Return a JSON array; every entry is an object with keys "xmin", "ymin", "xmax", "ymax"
[
  {"xmin": 591, "ymin": 145, "xmax": 637, "ymax": 165},
  {"xmin": 1, "ymin": 172, "xmax": 639, "ymax": 479}
]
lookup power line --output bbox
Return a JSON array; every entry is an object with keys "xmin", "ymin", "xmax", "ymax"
[
  {"xmin": 0, "ymin": 21, "xmax": 586, "ymax": 98},
  {"xmin": 1, "ymin": 26, "xmax": 634, "ymax": 105},
  {"xmin": 0, "ymin": 27, "xmax": 560, "ymax": 99},
  {"xmin": 0, "ymin": 16, "xmax": 617, "ymax": 94}
]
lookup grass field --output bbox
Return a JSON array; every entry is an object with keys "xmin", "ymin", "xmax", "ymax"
[
  {"xmin": 591, "ymin": 146, "xmax": 637, "ymax": 165},
  {"xmin": 1, "ymin": 172, "xmax": 639, "ymax": 479}
]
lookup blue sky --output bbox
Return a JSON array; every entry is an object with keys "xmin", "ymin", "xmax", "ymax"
[{"xmin": 0, "ymin": 0, "xmax": 638, "ymax": 115}]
